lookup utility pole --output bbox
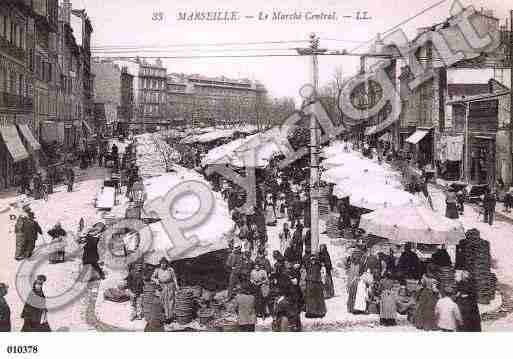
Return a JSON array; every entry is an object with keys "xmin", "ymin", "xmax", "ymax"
[
  {"xmin": 309, "ymin": 33, "xmax": 321, "ymax": 258},
  {"xmin": 296, "ymin": 33, "xmax": 327, "ymax": 318}
]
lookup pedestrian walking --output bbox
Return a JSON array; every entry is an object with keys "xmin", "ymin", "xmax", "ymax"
[
  {"xmin": 23, "ymin": 211, "xmax": 42, "ymax": 259},
  {"xmin": 483, "ymin": 190, "xmax": 497, "ymax": 226},
  {"xmin": 151, "ymin": 258, "xmax": 179, "ymax": 323},
  {"xmin": 66, "ymin": 167, "xmax": 75, "ymax": 192},
  {"xmin": 21, "ymin": 275, "xmax": 51, "ymax": 332},
  {"xmin": 80, "ymin": 230, "xmax": 105, "ymax": 280},
  {"xmin": 0, "ymin": 283, "xmax": 11, "ymax": 332}
]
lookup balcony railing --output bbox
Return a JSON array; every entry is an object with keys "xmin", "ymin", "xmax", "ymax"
[
  {"xmin": 0, "ymin": 92, "xmax": 33, "ymax": 111},
  {"xmin": 0, "ymin": 37, "xmax": 27, "ymax": 63}
]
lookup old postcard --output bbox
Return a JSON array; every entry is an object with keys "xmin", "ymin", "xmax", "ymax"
[{"xmin": 0, "ymin": 0, "xmax": 512, "ymax": 357}]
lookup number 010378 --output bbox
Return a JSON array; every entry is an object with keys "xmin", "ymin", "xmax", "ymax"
[{"xmin": 6, "ymin": 345, "xmax": 39, "ymax": 354}]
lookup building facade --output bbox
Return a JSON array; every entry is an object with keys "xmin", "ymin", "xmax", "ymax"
[
  {"xmin": 0, "ymin": 0, "xmax": 58, "ymax": 189},
  {"xmin": 92, "ymin": 60, "xmax": 121, "ymax": 136},
  {"xmin": 166, "ymin": 73, "xmax": 267, "ymax": 128}
]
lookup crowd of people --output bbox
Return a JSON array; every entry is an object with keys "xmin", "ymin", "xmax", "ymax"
[{"xmin": 344, "ymin": 239, "xmax": 481, "ymax": 332}]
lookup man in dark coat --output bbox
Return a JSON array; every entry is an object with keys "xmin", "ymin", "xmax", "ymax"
[
  {"xmin": 291, "ymin": 195, "xmax": 303, "ymax": 229},
  {"xmin": 483, "ymin": 191, "xmax": 497, "ymax": 226},
  {"xmin": 82, "ymin": 234, "xmax": 105, "ymax": 280},
  {"xmin": 23, "ymin": 211, "xmax": 42, "ymax": 258}
]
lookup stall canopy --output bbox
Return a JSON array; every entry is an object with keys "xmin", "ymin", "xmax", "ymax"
[
  {"xmin": 405, "ymin": 130, "xmax": 429, "ymax": 144},
  {"xmin": 0, "ymin": 125, "xmax": 29, "ymax": 162},
  {"xmin": 359, "ymin": 205, "xmax": 465, "ymax": 245},
  {"xmin": 18, "ymin": 124, "xmax": 41, "ymax": 151},
  {"xmin": 139, "ymin": 166, "xmax": 235, "ymax": 262}
]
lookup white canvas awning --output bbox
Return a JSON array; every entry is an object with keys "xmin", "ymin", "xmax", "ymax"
[
  {"xmin": 0, "ymin": 125, "xmax": 29, "ymax": 162},
  {"xmin": 18, "ymin": 124, "xmax": 41, "ymax": 151},
  {"xmin": 405, "ymin": 130, "xmax": 429, "ymax": 144}
]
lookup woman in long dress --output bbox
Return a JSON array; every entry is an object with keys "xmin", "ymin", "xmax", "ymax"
[
  {"xmin": 353, "ymin": 269, "xmax": 374, "ymax": 314},
  {"xmin": 415, "ymin": 266, "xmax": 439, "ymax": 330},
  {"xmin": 151, "ymin": 258, "xmax": 179, "ymax": 323},
  {"xmin": 319, "ymin": 244, "xmax": 335, "ymax": 299},
  {"xmin": 265, "ymin": 193, "xmax": 277, "ymax": 226}
]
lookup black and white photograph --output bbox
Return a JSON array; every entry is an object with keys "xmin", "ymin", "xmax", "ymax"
[{"xmin": 0, "ymin": 0, "xmax": 513, "ymax": 355}]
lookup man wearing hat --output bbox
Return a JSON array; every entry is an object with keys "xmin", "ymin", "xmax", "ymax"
[
  {"xmin": 434, "ymin": 286, "xmax": 462, "ymax": 332},
  {"xmin": 23, "ymin": 210, "xmax": 42, "ymax": 259}
]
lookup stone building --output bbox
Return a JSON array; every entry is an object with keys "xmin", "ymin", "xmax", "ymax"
[
  {"xmin": 166, "ymin": 73, "xmax": 267, "ymax": 128},
  {"xmin": 0, "ymin": 0, "xmax": 58, "ymax": 189},
  {"xmin": 92, "ymin": 60, "xmax": 121, "ymax": 136}
]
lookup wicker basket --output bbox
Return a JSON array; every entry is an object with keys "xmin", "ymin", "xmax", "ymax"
[{"xmin": 198, "ymin": 308, "xmax": 215, "ymax": 325}]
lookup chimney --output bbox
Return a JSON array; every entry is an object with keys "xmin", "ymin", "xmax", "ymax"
[{"xmin": 62, "ymin": 0, "xmax": 72, "ymax": 25}]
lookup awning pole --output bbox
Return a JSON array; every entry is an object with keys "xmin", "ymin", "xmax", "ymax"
[{"xmin": 464, "ymin": 103, "xmax": 470, "ymax": 183}]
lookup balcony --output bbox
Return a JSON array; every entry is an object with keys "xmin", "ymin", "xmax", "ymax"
[
  {"xmin": 0, "ymin": 37, "xmax": 27, "ymax": 63},
  {"xmin": 0, "ymin": 92, "xmax": 33, "ymax": 111}
]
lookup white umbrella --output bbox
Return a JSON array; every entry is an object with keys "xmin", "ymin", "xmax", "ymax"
[
  {"xmin": 359, "ymin": 205, "xmax": 465, "ymax": 245},
  {"xmin": 334, "ymin": 183, "xmax": 420, "ymax": 210}
]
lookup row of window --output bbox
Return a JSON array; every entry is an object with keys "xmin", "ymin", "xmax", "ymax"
[
  {"xmin": 140, "ymin": 67, "xmax": 165, "ymax": 78},
  {"xmin": 142, "ymin": 104, "xmax": 164, "ymax": 116},
  {"xmin": 0, "ymin": 13, "xmax": 26, "ymax": 50},
  {"xmin": 0, "ymin": 67, "xmax": 32, "ymax": 98},
  {"xmin": 141, "ymin": 91, "xmax": 165, "ymax": 104},
  {"xmin": 141, "ymin": 78, "xmax": 165, "ymax": 90}
]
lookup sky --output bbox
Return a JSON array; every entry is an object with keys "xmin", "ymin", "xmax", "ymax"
[{"xmin": 73, "ymin": 0, "xmax": 511, "ymax": 105}]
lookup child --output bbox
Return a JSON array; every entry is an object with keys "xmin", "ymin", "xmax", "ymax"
[{"xmin": 434, "ymin": 286, "xmax": 462, "ymax": 332}]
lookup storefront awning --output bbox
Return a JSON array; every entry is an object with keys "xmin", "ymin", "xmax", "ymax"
[
  {"xmin": 0, "ymin": 125, "xmax": 30, "ymax": 162},
  {"xmin": 18, "ymin": 124, "xmax": 41, "ymax": 151},
  {"xmin": 405, "ymin": 130, "xmax": 429, "ymax": 144}
]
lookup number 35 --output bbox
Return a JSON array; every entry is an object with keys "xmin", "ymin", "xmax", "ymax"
[{"xmin": 152, "ymin": 12, "xmax": 164, "ymax": 21}]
